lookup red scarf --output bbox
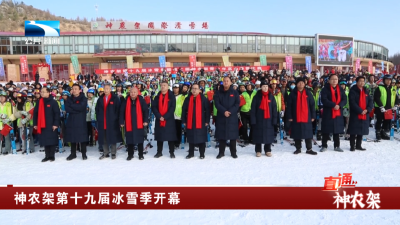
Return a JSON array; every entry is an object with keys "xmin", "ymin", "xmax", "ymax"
[
  {"xmin": 358, "ymin": 88, "xmax": 367, "ymax": 120},
  {"xmin": 159, "ymin": 92, "xmax": 169, "ymax": 127},
  {"xmin": 259, "ymin": 91, "xmax": 271, "ymax": 119},
  {"xmin": 187, "ymin": 95, "xmax": 202, "ymax": 129},
  {"xmin": 103, "ymin": 94, "xmax": 111, "ymax": 129},
  {"xmin": 331, "ymin": 85, "xmax": 341, "ymax": 118},
  {"xmin": 126, "ymin": 97, "xmax": 143, "ymax": 131},
  {"xmin": 296, "ymin": 90, "xmax": 309, "ymax": 123},
  {"xmin": 37, "ymin": 98, "xmax": 46, "ymax": 134}
]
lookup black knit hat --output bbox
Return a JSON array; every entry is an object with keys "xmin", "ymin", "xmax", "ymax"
[
  {"xmin": 260, "ymin": 80, "xmax": 268, "ymax": 87},
  {"xmin": 296, "ymin": 77, "xmax": 306, "ymax": 85}
]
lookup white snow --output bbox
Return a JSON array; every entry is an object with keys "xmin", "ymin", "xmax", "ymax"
[{"xmin": 0, "ymin": 127, "xmax": 399, "ymax": 224}]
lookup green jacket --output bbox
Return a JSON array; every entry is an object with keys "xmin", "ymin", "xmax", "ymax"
[
  {"xmin": 174, "ymin": 94, "xmax": 187, "ymax": 119},
  {"xmin": 240, "ymin": 90, "xmax": 257, "ymax": 113},
  {"xmin": 374, "ymin": 85, "xmax": 396, "ymax": 108}
]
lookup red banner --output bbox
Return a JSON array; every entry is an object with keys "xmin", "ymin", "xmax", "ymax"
[
  {"xmin": 189, "ymin": 55, "xmax": 196, "ymax": 68},
  {"xmin": 2, "ymin": 185, "xmax": 399, "ymax": 210},
  {"xmin": 95, "ymin": 66, "xmax": 270, "ymax": 75},
  {"xmin": 19, "ymin": 55, "xmax": 28, "ymax": 74}
]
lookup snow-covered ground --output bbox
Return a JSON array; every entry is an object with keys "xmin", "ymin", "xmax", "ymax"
[{"xmin": 0, "ymin": 127, "xmax": 399, "ymax": 224}]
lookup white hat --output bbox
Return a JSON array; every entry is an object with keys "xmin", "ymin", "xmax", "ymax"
[
  {"xmin": 255, "ymin": 81, "xmax": 261, "ymax": 85},
  {"xmin": 233, "ymin": 84, "xmax": 238, "ymax": 87},
  {"xmin": 173, "ymin": 84, "xmax": 180, "ymax": 88}
]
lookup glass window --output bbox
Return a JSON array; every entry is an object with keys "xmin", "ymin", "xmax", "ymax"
[
  {"xmin": 204, "ymin": 63, "xmax": 220, "ymax": 66},
  {"xmin": 151, "ymin": 44, "xmax": 165, "ymax": 52},
  {"xmin": 94, "ymin": 36, "xmax": 100, "ymax": 44},
  {"xmin": 144, "ymin": 35, "xmax": 151, "ymax": 43},
  {"xmin": 113, "ymin": 36, "xmax": 119, "ymax": 44},
  {"xmin": 130, "ymin": 35, "xmax": 135, "ymax": 43},
  {"xmin": 173, "ymin": 62, "xmax": 189, "ymax": 67},
  {"xmin": 242, "ymin": 36, "xmax": 247, "ymax": 44},
  {"xmin": 157, "ymin": 35, "xmax": 165, "ymax": 44},
  {"xmin": 182, "ymin": 35, "xmax": 188, "ymax": 43},
  {"xmin": 77, "ymin": 36, "xmax": 84, "ymax": 44},
  {"xmin": 271, "ymin": 37, "xmax": 276, "ymax": 45},
  {"xmin": 218, "ymin": 36, "xmax": 225, "ymax": 44},
  {"xmin": 120, "ymin": 43, "xmax": 126, "ymax": 49},
  {"xmin": 120, "ymin": 36, "xmax": 127, "ymax": 43},
  {"xmin": 230, "ymin": 36, "xmax": 237, "ymax": 44},
  {"xmin": 104, "ymin": 36, "xmax": 109, "ymax": 43},
  {"xmin": 184, "ymin": 35, "xmax": 192, "ymax": 43},
  {"xmin": 89, "ymin": 36, "xmax": 95, "ymax": 44},
  {"xmin": 142, "ymin": 62, "xmax": 160, "ymax": 68},
  {"xmin": 233, "ymin": 63, "xmax": 251, "ymax": 67},
  {"xmin": 151, "ymin": 35, "xmax": 156, "ymax": 44},
  {"xmin": 168, "ymin": 35, "xmax": 176, "ymax": 43},
  {"xmin": 276, "ymin": 37, "xmax": 282, "ymax": 45}
]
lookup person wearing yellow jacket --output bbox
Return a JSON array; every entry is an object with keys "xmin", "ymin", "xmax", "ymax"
[
  {"xmin": 0, "ymin": 90, "xmax": 16, "ymax": 155},
  {"xmin": 14, "ymin": 92, "xmax": 35, "ymax": 153},
  {"xmin": 270, "ymin": 79, "xmax": 285, "ymax": 142},
  {"xmin": 240, "ymin": 82, "xmax": 257, "ymax": 144},
  {"xmin": 173, "ymin": 83, "xmax": 187, "ymax": 149}
]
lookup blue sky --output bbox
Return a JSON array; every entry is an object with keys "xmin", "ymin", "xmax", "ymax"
[{"xmin": 23, "ymin": 0, "xmax": 399, "ymax": 56}]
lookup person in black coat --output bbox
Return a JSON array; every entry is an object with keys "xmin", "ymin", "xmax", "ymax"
[
  {"xmin": 286, "ymin": 78, "xmax": 317, "ymax": 155},
  {"xmin": 348, "ymin": 76, "xmax": 373, "ymax": 151},
  {"xmin": 95, "ymin": 84, "xmax": 122, "ymax": 160},
  {"xmin": 319, "ymin": 74, "xmax": 347, "ymax": 152},
  {"xmin": 33, "ymin": 87, "xmax": 60, "ymax": 162},
  {"xmin": 250, "ymin": 80, "xmax": 277, "ymax": 157},
  {"xmin": 77, "ymin": 73, "xmax": 84, "ymax": 82},
  {"xmin": 119, "ymin": 87, "xmax": 149, "ymax": 161},
  {"xmin": 34, "ymin": 71, "xmax": 40, "ymax": 85},
  {"xmin": 152, "ymin": 81, "xmax": 177, "ymax": 158},
  {"xmin": 64, "ymin": 84, "xmax": 89, "ymax": 161},
  {"xmin": 214, "ymin": 76, "xmax": 240, "ymax": 159},
  {"xmin": 181, "ymin": 83, "xmax": 210, "ymax": 159}
]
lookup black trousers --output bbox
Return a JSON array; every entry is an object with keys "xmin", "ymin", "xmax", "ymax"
[
  {"xmin": 71, "ymin": 142, "xmax": 87, "ymax": 156},
  {"xmin": 218, "ymin": 140, "xmax": 237, "ymax": 155},
  {"xmin": 322, "ymin": 133, "xmax": 340, "ymax": 148},
  {"xmin": 294, "ymin": 139, "xmax": 312, "ymax": 151},
  {"xmin": 44, "ymin": 145, "xmax": 56, "ymax": 158},
  {"xmin": 350, "ymin": 135, "xmax": 363, "ymax": 148},
  {"xmin": 175, "ymin": 120, "xmax": 182, "ymax": 147},
  {"xmin": 375, "ymin": 107, "xmax": 391, "ymax": 131},
  {"xmin": 240, "ymin": 112, "xmax": 251, "ymax": 141},
  {"xmin": 87, "ymin": 122, "xmax": 93, "ymax": 145},
  {"xmin": 128, "ymin": 143, "xmax": 144, "ymax": 157},
  {"xmin": 157, "ymin": 141, "xmax": 175, "ymax": 153},
  {"xmin": 188, "ymin": 143, "xmax": 205, "ymax": 156},
  {"xmin": 255, "ymin": 144, "xmax": 271, "ymax": 153}
]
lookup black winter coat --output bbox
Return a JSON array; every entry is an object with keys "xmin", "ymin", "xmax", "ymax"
[
  {"xmin": 152, "ymin": 90, "xmax": 177, "ymax": 142},
  {"xmin": 64, "ymin": 92, "xmax": 88, "ymax": 143},
  {"xmin": 119, "ymin": 96, "xmax": 149, "ymax": 144},
  {"xmin": 181, "ymin": 93, "xmax": 210, "ymax": 144},
  {"xmin": 286, "ymin": 88, "xmax": 316, "ymax": 140},
  {"xmin": 250, "ymin": 90, "xmax": 277, "ymax": 144},
  {"xmin": 33, "ymin": 97, "xmax": 60, "ymax": 146},
  {"xmin": 320, "ymin": 83, "xmax": 347, "ymax": 134},
  {"xmin": 95, "ymin": 94, "xmax": 122, "ymax": 145},
  {"xmin": 347, "ymin": 85, "xmax": 373, "ymax": 135},
  {"xmin": 214, "ymin": 85, "xmax": 240, "ymax": 140}
]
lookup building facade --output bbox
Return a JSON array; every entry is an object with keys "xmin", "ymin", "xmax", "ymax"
[{"xmin": 0, "ymin": 31, "xmax": 392, "ymax": 82}]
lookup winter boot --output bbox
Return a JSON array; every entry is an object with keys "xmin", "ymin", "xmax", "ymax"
[
  {"xmin": 376, "ymin": 130, "xmax": 382, "ymax": 140},
  {"xmin": 381, "ymin": 130, "xmax": 390, "ymax": 140}
]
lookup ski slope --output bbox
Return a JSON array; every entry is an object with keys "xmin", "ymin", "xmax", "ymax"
[{"xmin": 0, "ymin": 127, "xmax": 399, "ymax": 224}]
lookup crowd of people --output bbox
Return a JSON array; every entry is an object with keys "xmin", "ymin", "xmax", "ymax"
[{"xmin": 0, "ymin": 67, "xmax": 399, "ymax": 162}]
